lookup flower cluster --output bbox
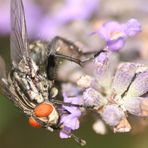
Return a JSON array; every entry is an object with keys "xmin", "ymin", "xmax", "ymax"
[
  {"xmin": 78, "ymin": 54, "xmax": 148, "ymax": 133},
  {"xmin": 75, "ymin": 19, "xmax": 148, "ymax": 133},
  {"xmin": 59, "ymin": 93, "xmax": 82, "ymax": 138},
  {"xmin": 55, "ymin": 19, "xmax": 147, "ymax": 140},
  {"xmin": 93, "ymin": 19, "xmax": 141, "ymax": 52}
]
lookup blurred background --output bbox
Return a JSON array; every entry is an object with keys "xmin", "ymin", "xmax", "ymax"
[{"xmin": 0, "ymin": 0, "xmax": 148, "ymax": 148}]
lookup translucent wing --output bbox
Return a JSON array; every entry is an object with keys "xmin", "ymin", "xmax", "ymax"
[
  {"xmin": 10, "ymin": 0, "xmax": 28, "ymax": 64},
  {"xmin": 0, "ymin": 56, "xmax": 33, "ymax": 115},
  {"xmin": 0, "ymin": 56, "xmax": 6, "ymax": 79}
]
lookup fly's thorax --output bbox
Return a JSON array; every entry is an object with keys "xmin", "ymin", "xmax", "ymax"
[
  {"xmin": 13, "ymin": 56, "xmax": 39, "ymax": 78},
  {"xmin": 9, "ymin": 58, "xmax": 53, "ymax": 104},
  {"xmin": 29, "ymin": 40, "xmax": 49, "ymax": 66},
  {"xmin": 36, "ymin": 74, "xmax": 53, "ymax": 100}
]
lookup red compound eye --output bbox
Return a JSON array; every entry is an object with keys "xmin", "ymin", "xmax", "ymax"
[
  {"xmin": 28, "ymin": 117, "xmax": 41, "ymax": 128},
  {"xmin": 34, "ymin": 103, "xmax": 53, "ymax": 117}
]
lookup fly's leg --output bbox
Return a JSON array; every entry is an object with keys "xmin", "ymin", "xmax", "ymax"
[
  {"xmin": 48, "ymin": 36, "xmax": 106, "ymax": 65},
  {"xmin": 47, "ymin": 36, "xmax": 105, "ymax": 80}
]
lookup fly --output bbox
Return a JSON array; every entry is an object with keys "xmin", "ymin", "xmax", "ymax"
[{"xmin": 0, "ymin": 0, "xmax": 101, "ymax": 146}]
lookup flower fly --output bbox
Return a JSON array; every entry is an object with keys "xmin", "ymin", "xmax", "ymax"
[{"xmin": 0, "ymin": 0, "xmax": 101, "ymax": 146}]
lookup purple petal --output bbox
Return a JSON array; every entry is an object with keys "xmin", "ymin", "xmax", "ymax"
[
  {"xmin": 94, "ymin": 19, "xmax": 141, "ymax": 52},
  {"xmin": 106, "ymin": 37, "xmax": 126, "ymax": 52},
  {"xmin": 60, "ymin": 115, "xmax": 80, "ymax": 130},
  {"xmin": 101, "ymin": 105, "xmax": 125, "ymax": 126},
  {"xmin": 59, "ymin": 126, "xmax": 71, "ymax": 139},
  {"xmin": 60, "ymin": 93, "xmax": 81, "ymax": 131},
  {"xmin": 62, "ymin": 93, "xmax": 82, "ymax": 116},
  {"xmin": 95, "ymin": 52, "xmax": 109, "ymax": 65},
  {"xmin": 124, "ymin": 19, "xmax": 141, "ymax": 37},
  {"xmin": 124, "ymin": 97, "xmax": 148, "ymax": 117},
  {"xmin": 94, "ymin": 53, "xmax": 118, "ymax": 89},
  {"xmin": 83, "ymin": 87, "xmax": 106, "ymax": 108},
  {"xmin": 127, "ymin": 70, "xmax": 148, "ymax": 97},
  {"xmin": 112, "ymin": 63, "xmax": 137, "ymax": 95},
  {"xmin": 98, "ymin": 21, "xmax": 125, "ymax": 41}
]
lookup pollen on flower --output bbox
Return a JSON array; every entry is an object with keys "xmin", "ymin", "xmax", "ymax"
[
  {"xmin": 109, "ymin": 31, "xmax": 125, "ymax": 40},
  {"xmin": 77, "ymin": 75, "xmax": 93, "ymax": 88},
  {"xmin": 83, "ymin": 87, "xmax": 105, "ymax": 108},
  {"xmin": 92, "ymin": 19, "xmax": 141, "ymax": 52}
]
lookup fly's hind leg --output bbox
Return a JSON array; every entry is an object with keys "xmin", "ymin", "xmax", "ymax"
[
  {"xmin": 48, "ymin": 36, "xmax": 105, "ymax": 66},
  {"xmin": 47, "ymin": 36, "xmax": 105, "ymax": 80}
]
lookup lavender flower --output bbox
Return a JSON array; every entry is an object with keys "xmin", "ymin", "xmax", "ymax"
[
  {"xmin": 124, "ymin": 19, "xmax": 142, "ymax": 37},
  {"xmin": 112, "ymin": 63, "xmax": 137, "ymax": 95},
  {"xmin": 126, "ymin": 70, "xmax": 148, "ymax": 97},
  {"xmin": 96, "ymin": 52, "xmax": 109, "ymax": 64},
  {"xmin": 59, "ymin": 93, "xmax": 82, "ymax": 139},
  {"xmin": 124, "ymin": 97, "xmax": 148, "ymax": 117},
  {"xmin": 101, "ymin": 105, "xmax": 125, "ymax": 127},
  {"xmin": 94, "ymin": 19, "xmax": 141, "ymax": 52},
  {"xmin": 83, "ymin": 87, "xmax": 106, "ymax": 108},
  {"xmin": 80, "ymin": 51, "xmax": 148, "ymax": 132}
]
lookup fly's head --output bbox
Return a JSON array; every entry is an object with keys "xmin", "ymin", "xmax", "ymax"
[{"xmin": 29, "ymin": 102, "xmax": 59, "ymax": 131}]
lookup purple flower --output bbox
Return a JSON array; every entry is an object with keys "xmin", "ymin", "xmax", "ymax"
[
  {"xmin": 112, "ymin": 63, "xmax": 137, "ymax": 95},
  {"xmin": 59, "ymin": 93, "xmax": 81, "ymax": 139},
  {"xmin": 83, "ymin": 88, "xmax": 105, "ymax": 108},
  {"xmin": 101, "ymin": 105, "xmax": 125, "ymax": 127},
  {"xmin": 124, "ymin": 19, "xmax": 142, "ymax": 37},
  {"xmin": 124, "ymin": 97, "xmax": 148, "ymax": 117},
  {"xmin": 94, "ymin": 52, "xmax": 118, "ymax": 89},
  {"xmin": 94, "ymin": 52, "xmax": 109, "ymax": 65},
  {"xmin": 126, "ymin": 70, "xmax": 148, "ymax": 97},
  {"xmin": 59, "ymin": 126, "xmax": 72, "ymax": 139},
  {"xmin": 94, "ymin": 19, "xmax": 141, "ymax": 52}
]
